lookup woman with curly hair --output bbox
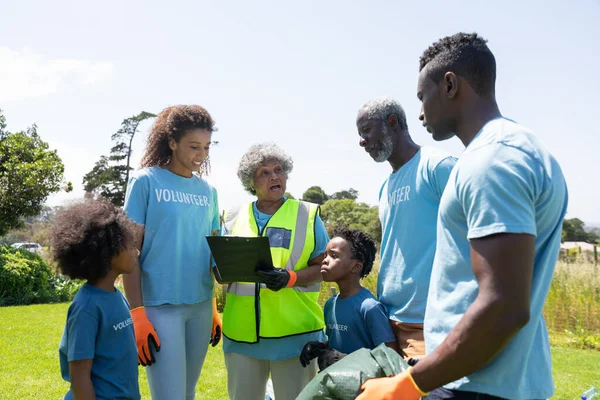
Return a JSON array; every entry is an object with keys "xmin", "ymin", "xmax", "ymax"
[
  {"xmin": 221, "ymin": 142, "xmax": 329, "ymax": 400},
  {"xmin": 122, "ymin": 105, "xmax": 222, "ymax": 400},
  {"xmin": 53, "ymin": 200, "xmax": 141, "ymax": 400}
]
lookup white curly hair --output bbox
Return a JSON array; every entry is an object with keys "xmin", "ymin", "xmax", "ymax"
[{"xmin": 237, "ymin": 142, "xmax": 294, "ymax": 195}]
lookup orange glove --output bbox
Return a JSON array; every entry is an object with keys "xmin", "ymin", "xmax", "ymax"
[
  {"xmin": 130, "ymin": 306, "xmax": 161, "ymax": 367},
  {"xmin": 356, "ymin": 368, "xmax": 428, "ymax": 400},
  {"xmin": 210, "ymin": 297, "xmax": 222, "ymax": 347}
]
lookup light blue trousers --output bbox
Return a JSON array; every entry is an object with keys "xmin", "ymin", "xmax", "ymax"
[{"xmin": 145, "ymin": 301, "xmax": 212, "ymax": 400}]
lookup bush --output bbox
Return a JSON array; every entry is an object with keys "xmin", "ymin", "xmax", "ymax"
[
  {"xmin": 50, "ymin": 274, "xmax": 84, "ymax": 302},
  {"xmin": 563, "ymin": 329, "xmax": 600, "ymax": 351},
  {"xmin": 0, "ymin": 245, "xmax": 81, "ymax": 306}
]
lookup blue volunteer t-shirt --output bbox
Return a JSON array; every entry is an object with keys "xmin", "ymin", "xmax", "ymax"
[
  {"xmin": 59, "ymin": 284, "xmax": 140, "ymax": 400},
  {"xmin": 223, "ymin": 199, "xmax": 329, "ymax": 360},
  {"xmin": 425, "ymin": 118, "xmax": 568, "ymax": 399},
  {"xmin": 324, "ymin": 287, "xmax": 396, "ymax": 354},
  {"xmin": 123, "ymin": 166, "xmax": 220, "ymax": 305},
  {"xmin": 378, "ymin": 147, "xmax": 456, "ymax": 323}
]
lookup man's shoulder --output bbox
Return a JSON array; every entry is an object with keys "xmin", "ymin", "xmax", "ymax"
[
  {"xmin": 466, "ymin": 118, "xmax": 545, "ymax": 162},
  {"xmin": 420, "ymin": 146, "xmax": 453, "ymax": 160},
  {"xmin": 458, "ymin": 142, "xmax": 541, "ymax": 182},
  {"xmin": 419, "ymin": 147, "xmax": 456, "ymax": 171},
  {"xmin": 378, "ymin": 177, "xmax": 391, "ymax": 201}
]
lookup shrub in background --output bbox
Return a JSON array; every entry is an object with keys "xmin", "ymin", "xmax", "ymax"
[{"xmin": 0, "ymin": 245, "xmax": 81, "ymax": 306}]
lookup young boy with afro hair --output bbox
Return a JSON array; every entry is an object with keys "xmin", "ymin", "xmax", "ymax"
[
  {"xmin": 52, "ymin": 200, "xmax": 141, "ymax": 400},
  {"xmin": 299, "ymin": 227, "xmax": 398, "ymax": 371}
]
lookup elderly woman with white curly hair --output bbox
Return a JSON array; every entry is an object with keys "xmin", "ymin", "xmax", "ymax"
[{"xmin": 221, "ymin": 142, "xmax": 329, "ymax": 400}]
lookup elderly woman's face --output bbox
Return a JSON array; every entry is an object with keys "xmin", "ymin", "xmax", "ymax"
[{"xmin": 253, "ymin": 160, "xmax": 287, "ymax": 201}]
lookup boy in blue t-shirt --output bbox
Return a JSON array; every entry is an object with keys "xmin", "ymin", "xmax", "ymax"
[
  {"xmin": 299, "ymin": 227, "xmax": 397, "ymax": 371},
  {"xmin": 52, "ymin": 200, "xmax": 141, "ymax": 400}
]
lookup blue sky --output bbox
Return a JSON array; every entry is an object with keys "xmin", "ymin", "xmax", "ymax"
[{"xmin": 2, "ymin": 0, "xmax": 599, "ymax": 224}]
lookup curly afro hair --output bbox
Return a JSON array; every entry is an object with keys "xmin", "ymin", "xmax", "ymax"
[
  {"xmin": 332, "ymin": 227, "xmax": 377, "ymax": 278},
  {"xmin": 419, "ymin": 32, "xmax": 496, "ymax": 96},
  {"xmin": 50, "ymin": 200, "xmax": 139, "ymax": 283},
  {"xmin": 140, "ymin": 105, "xmax": 216, "ymax": 175},
  {"xmin": 237, "ymin": 142, "xmax": 294, "ymax": 195}
]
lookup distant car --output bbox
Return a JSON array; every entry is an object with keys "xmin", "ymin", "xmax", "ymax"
[{"xmin": 11, "ymin": 242, "xmax": 43, "ymax": 253}]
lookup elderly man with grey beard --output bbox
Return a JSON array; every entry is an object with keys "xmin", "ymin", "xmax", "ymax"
[{"xmin": 355, "ymin": 98, "xmax": 456, "ymax": 359}]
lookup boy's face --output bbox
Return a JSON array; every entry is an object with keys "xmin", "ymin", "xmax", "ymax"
[
  {"xmin": 320, "ymin": 237, "xmax": 362, "ymax": 282},
  {"xmin": 111, "ymin": 245, "xmax": 139, "ymax": 275}
]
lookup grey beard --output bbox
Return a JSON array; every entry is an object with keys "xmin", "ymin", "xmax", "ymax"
[{"xmin": 372, "ymin": 131, "xmax": 393, "ymax": 163}]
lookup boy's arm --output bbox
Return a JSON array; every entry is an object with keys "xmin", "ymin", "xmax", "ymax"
[
  {"xmin": 69, "ymin": 359, "xmax": 96, "ymax": 400},
  {"xmin": 65, "ymin": 310, "xmax": 98, "ymax": 399},
  {"xmin": 365, "ymin": 301, "xmax": 398, "ymax": 351}
]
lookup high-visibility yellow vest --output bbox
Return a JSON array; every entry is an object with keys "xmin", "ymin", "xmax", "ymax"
[{"xmin": 222, "ymin": 199, "xmax": 324, "ymax": 343}]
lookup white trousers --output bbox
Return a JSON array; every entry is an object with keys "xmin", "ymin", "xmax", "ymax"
[{"xmin": 224, "ymin": 351, "xmax": 317, "ymax": 400}]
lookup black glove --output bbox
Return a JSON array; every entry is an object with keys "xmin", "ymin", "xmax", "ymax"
[
  {"xmin": 317, "ymin": 348, "xmax": 346, "ymax": 371},
  {"xmin": 299, "ymin": 341, "xmax": 327, "ymax": 367},
  {"xmin": 255, "ymin": 268, "xmax": 290, "ymax": 291},
  {"xmin": 209, "ymin": 325, "xmax": 221, "ymax": 347},
  {"xmin": 407, "ymin": 357, "xmax": 420, "ymax": 366}
]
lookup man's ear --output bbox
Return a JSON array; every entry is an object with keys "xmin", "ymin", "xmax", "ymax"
[
  {"xmin": 387, "ymin": 114, "xmax": 398, "ymax": 129},
  {"xmin": 444, "ymin": 72, "xmax": 458, "ymax": 99}
]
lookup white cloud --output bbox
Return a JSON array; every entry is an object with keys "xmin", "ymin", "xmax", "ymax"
[{"xmin": 0, "ymin": 47, "xmax": 113, "ymax": 103}]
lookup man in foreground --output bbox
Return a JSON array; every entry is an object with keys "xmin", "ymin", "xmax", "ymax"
[{"xmin": 358, "ymin": 32, "xmax": 568, "ymax": 400}]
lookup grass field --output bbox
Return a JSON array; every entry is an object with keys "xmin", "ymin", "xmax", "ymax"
[
  {"xmin": 1, "ymin": 303, "xmax": 599, "ymax": 399},
  {"xmin": 0, "ymin": 303, "xmax": 228, "ymax": 400}
]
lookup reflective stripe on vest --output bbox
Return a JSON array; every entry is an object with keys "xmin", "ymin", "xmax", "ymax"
[
  {"xmin": 224, "ymin": 201, "xmax": 310, "ymax": 272},
  {"xmin": 228, "ymin": 281, "xmax": 321, "ymax": 295},
  {"xmin": 223, "ymin": 204, "xmax": 240, "ymax": 235},
  {"xmin": 222, "ymin": 199, "xmax": 324, "ymax": 343}
]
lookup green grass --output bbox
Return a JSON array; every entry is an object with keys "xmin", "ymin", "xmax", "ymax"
[
  {"xmin": 0, "ymin": 303, "xmax": 227, "ymax": 399},
  {"xmin": 551, "ymin": 345, "xmax": 599, "ymax": 399},
  {"xmin": 1, "ymin": 303, "xmax": 599, "ymax": 399}
]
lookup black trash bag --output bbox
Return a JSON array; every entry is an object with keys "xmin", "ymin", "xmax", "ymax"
[{"xmin": 297, "ymin": 343, "xmax": 410, "ymax": 400}]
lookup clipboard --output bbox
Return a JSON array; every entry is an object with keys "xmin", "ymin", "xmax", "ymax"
[{"xmin": 206, "ymin": 236, "xmax": 273, "ymax": 283}]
